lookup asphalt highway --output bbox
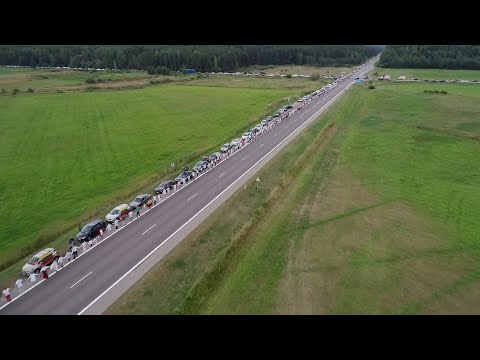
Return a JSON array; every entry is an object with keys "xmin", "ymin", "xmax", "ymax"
[{"xmin": 0, "ymin": 57, "xmax": 377, "ymax": 315}]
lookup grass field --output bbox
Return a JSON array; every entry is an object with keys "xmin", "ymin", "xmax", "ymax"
[
  {"xmin": 373, "ymin": 67, "xmax": 480, "ymax": 80},
  {"xmin": 0, "ymin": 85, "xmax": 293, "ymax": 276},
  {"xmin": 0, "ymin": 67, "xmax": 151, "ymax": 92},
  {"xmin": 107, "ymin": 80, "xmax": 480, "ymax": 314},
  {"xmin": 240, "ymin": 65, "xmax": 353, "ymax": 76}
]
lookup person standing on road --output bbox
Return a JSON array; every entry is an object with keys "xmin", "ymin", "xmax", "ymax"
[
  {"xmin": 72, "ymin": 245, "xmax": 78, "ymax": 259},
  {"xmin": 114, "ymin": 218, "xmax": 119, "ymax": 230},
  {"xmin": 69, "ymin": 238, "xmax": 75, "ymax": 251},
  {"xmin": 50, "ymin": 259, "xmax": 58, "ymax": 272},
  {"xmin": 41, "ymin": 265, "xmax": 49, "ymax": 280},
  {"xmin": 15, "ymin": 278, "xmax": 24, "ymax": 293},
  {"xmin": 107, "ymin": 222, "xmax": 112, "ymax": 232},
  {"xmin": 65, "ymin": 250, "xmax": 72, "ymax": 262},
  {"xmin": 57, "ymin": 256, "xmax": 64, "ymax": 269},
  {"xmin": 136, "ymin": 205, "xmax": 140, "ymax": 218},
  {"xmin": 82, "ymin": 241, "xmax": 87, "ymax": 253},
  {"xmin": 99, "ymin": 228, "xmax": 103, "ymax": 239},
  {"xmin": 28, "ymin": 272, "xmax": 37, "ymax": 284},
  {"xmin": 2, "ymin": 288, "xmax": 12, "ymax": 302}
]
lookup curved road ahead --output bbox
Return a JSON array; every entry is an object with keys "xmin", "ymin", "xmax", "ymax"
[{"xmin": 0, "ymin": 58, "xmax": 377, "ymax": 315}]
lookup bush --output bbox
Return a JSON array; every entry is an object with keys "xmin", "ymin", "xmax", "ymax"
[
  {"xmin": 56, "ymin": 90, "xmax": 64, "ymax": 93},
  {"xmin": 374, "ymin": 71, "xmax": 378, "ymax": 76},
  {"xmin": 1, "ymin": 88, "xmax": 5, "ymax": 94},
  {"xmin": 440, "ymin": 90, "xmax": 448, "ymax": 94},
  {"xmin": 12, "ymin": 88, "xmax": 19, "ymax": 95},
  {"xmin": 369, "ymin": 80, "xmax": 373, "ymax": 84},
  {"xmin": 85, "ymin": 78, "xmax": 96, "ymax": 84},
  {"xmin": 310, "ymin": 73, "xmax": 320, "ymax": 81},
  {"xmin": 368, "ymin": 84, "xmax": 375, "ymax": 89},
  {"xmin": 27, "ymin": 88, "xmax": 34, "ymax": 93},
  {"xmin": 285, "ymin": 74, "xmax": 292, "ymax": 78}
]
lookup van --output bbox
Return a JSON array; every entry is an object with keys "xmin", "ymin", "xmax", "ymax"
[{"xmin": 105, "ymin": 204, "xmax": 129, "ymax": 223}]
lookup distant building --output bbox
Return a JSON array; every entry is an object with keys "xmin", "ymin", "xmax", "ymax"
[{"xmin": 183, "ymin": 68, "xmax": 197, "ymax": 74}]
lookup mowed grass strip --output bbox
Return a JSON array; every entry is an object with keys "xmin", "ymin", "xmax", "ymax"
[
  {"xmin": 109, "ymin": 78, "xmax": 480, "ymax": 314},
  {"xmin": 0, "ymin": 85, "xmax": 292, "ymax": 272},
  {"xmin": 373, "ymin": 67, "xmax": 480, "ymax": 80}
]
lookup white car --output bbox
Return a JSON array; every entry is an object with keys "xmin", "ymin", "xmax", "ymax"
[
  {"xmin": 241, "ymin": 132, "xmax": 252, "ymax": 141},
  {"xmin": 230, "ymin": 138, "xmax": 242, "ymax": 148}
]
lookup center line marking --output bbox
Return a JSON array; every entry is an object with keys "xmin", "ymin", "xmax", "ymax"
[
  {"xmin": 274, "ymin": 133, "xmax": 278, "ymax": 137},
  {"xmin": 187, "ymin": 193, "xmax": 197, "ymax": 202},
  {"xmin": 260, "ymin": 144, "xmax": 265, "ymax": 147},
  {"xmin": 242, "ymin": 156, "xmax": 248, "ymax": 160},
  {"xmin": 285, "ymin": 125, "xmax": 289, "ymax": 128},
  {"xmin": 70, "ymin": 271, "xmax": 93, "ymax": 289},
  {"xmin": 219, "ymin": 172, "xmax": 227, "ymax": 178},
  {"xmin": 142, "ymin": 224, "xmax": 156, "ymax": 235}
]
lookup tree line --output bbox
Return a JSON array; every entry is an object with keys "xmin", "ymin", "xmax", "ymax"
[
  {"xmin": 0, "ymin": 45, "xmax": 380, "ymax": 73},
  {"xmin": 379, "ymin": 45, "xmax": 480, "ymax": 70}
]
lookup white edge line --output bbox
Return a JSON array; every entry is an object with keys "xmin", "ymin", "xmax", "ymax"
[
  {"xmin": 76, "ymin": 75, "xmax": 357, "ymax": 315},
  {"xmin": 70, "ymin": 271, "xmax": 93, "ymax": 289},
  {"xmin": 219, "ymin": 172, "xmax": 226, "ymax": 178},
  {"xmin": 260, "ymin": 144, "xmax": 265, "ymax": 147},
  {"xmin": 141, "ymin": 224, "xmax": 156, "ymax": 236}
]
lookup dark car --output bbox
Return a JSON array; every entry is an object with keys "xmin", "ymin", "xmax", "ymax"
[
  {"xmin": 209, "ymin": 152, "xmax": 222, "ymax": 162},
  {"xmin": 193, "ymin": 160, "xmax": 208, "ymax": 173},
  {"xmin": 128, "ymin": 194, "xmax": 152, "ymax": 211},
  {"xmin": 175, "ymin": 169, "xmax": 194, "ymax": 184},
  {"xmin": 155, "ymin": 180, "xmax": 175, "ymax": 194},
  {"xmin": 75, "ymin": 219, "xmax": 107, "ymax": 243}
]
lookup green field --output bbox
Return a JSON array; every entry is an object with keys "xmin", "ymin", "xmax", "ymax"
[
  {"xmin": 373, "ymin": 67, "xmax": 480, "ymax": 80},
  {"xmin": 0, "ymin": 84, "xmax": 293, "ymax": 274},
  {"xmin": 108, "ymin": 80, "xmax": 480, "ymax": 314},
  {"xmin": 0, "ymin": 67, "xmax": 150, "ymax": 92}
]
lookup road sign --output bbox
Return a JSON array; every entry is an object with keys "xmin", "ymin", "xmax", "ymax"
[
  {"xmin": 256, "ymin": 177, "xmax": 260, "ymax": 191},
  {"xmin": 256, "ymin": 177, "xmax": 260, "ymax": 182}
]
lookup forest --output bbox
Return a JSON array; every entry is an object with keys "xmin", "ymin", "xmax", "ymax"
[
  {"xmin": 0, "ymin": 45, "xmax": 381, "ymax": 73},
  {"xmin": 379, "ymin": 45, "xmax": 480, "ymax": 70}
]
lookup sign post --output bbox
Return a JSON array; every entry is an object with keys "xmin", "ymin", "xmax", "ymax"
[{"xmin": 256, "ymin": 177, "xmax": 260, "ymax": 192}]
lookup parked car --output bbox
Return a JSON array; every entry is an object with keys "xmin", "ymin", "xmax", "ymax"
[
  {"xmin": 255, "ymin": 124, "xmax": 263, "ymax": 132},
  {"xmin": 220, "ymin": 143, "xmax": 232, "ymax": 153},
  {"xmin": 155, "ymin": 180, "xmax": 175, "ymax": 194},
  {"xmin": 193, "ymin": 160, "xmax": 208, "ymax": 173},
  {"xmin": 75, "ymin": 219, "xmax": 107, "ymax": 243},
  {"xmin": 106, "ymin": 204, "xmax": 130, "ymax": 223},
  {"xmin": 209, "ymin": 152, "xmax": 222, "ymax": 162},
  {"xmin": 128, "ymin": 194, "xmax": 152, "ymax": 211},
  {"xmin": 21, "ymin": 248, "xmax": 59, "ymax": 276},
  {"xmin": 241, "ymin": 132, "xmax": 252, "ymax": 141},
  {"xmin": 230, "ymin": 138, "xmax": 242, "ymax": 149},
  {"xmin": 175, "ymin": 169, "xmax": 194, "ymax": 184}
]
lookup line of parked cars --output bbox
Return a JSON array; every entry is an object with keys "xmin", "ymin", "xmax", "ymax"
[{"xmin": 18, "ymin": 59, "xmax": 372, "ymax": 278}]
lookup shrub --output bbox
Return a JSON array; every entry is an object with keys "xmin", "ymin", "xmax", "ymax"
[
  {"xmin": 368, "ymin": 84, "xmax": 375, "ymax": 89},
  {"xmin": 285, "ymin": 74, "xmax": 292, "ymax": 78},
  {"xmin": 369, "ymin": 80, "xmax": 373, "ymax": 84},
  {"xmin": 85, "ymin": 78, "xmax": 96, "ymax": 84},
  {"xmin": 373, "ymin": 71, "xmax": 378, "ymax": 76},
  {"xmin": 12, "ymin": 88, "xmax": 19, "ymax": 95},
  {"xmin": 56, "ymin": 90, "xmax": 64, "ymax": 93},
  {"xmin": 440, "ymin": 90, "xmax": 447, "ymax": 94},
  {"xmin": 310, "ymin": 73, "xmax": 320, "ymax": 81},
  {"xmin": 1, "ymin": 88, "xmax": 5, "ymax": 94},
  {"xmin": 27, "ymin": 88, "xmax": 34, "ymax": 93},
  {"xmin": 434, "ymin": 90, "xmax": 439, "ymax": 93}
]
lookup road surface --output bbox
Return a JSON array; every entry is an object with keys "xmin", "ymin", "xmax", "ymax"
[{"xmin": 0, "ymin": 58, "xmax": 377, "ymax": 315}]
